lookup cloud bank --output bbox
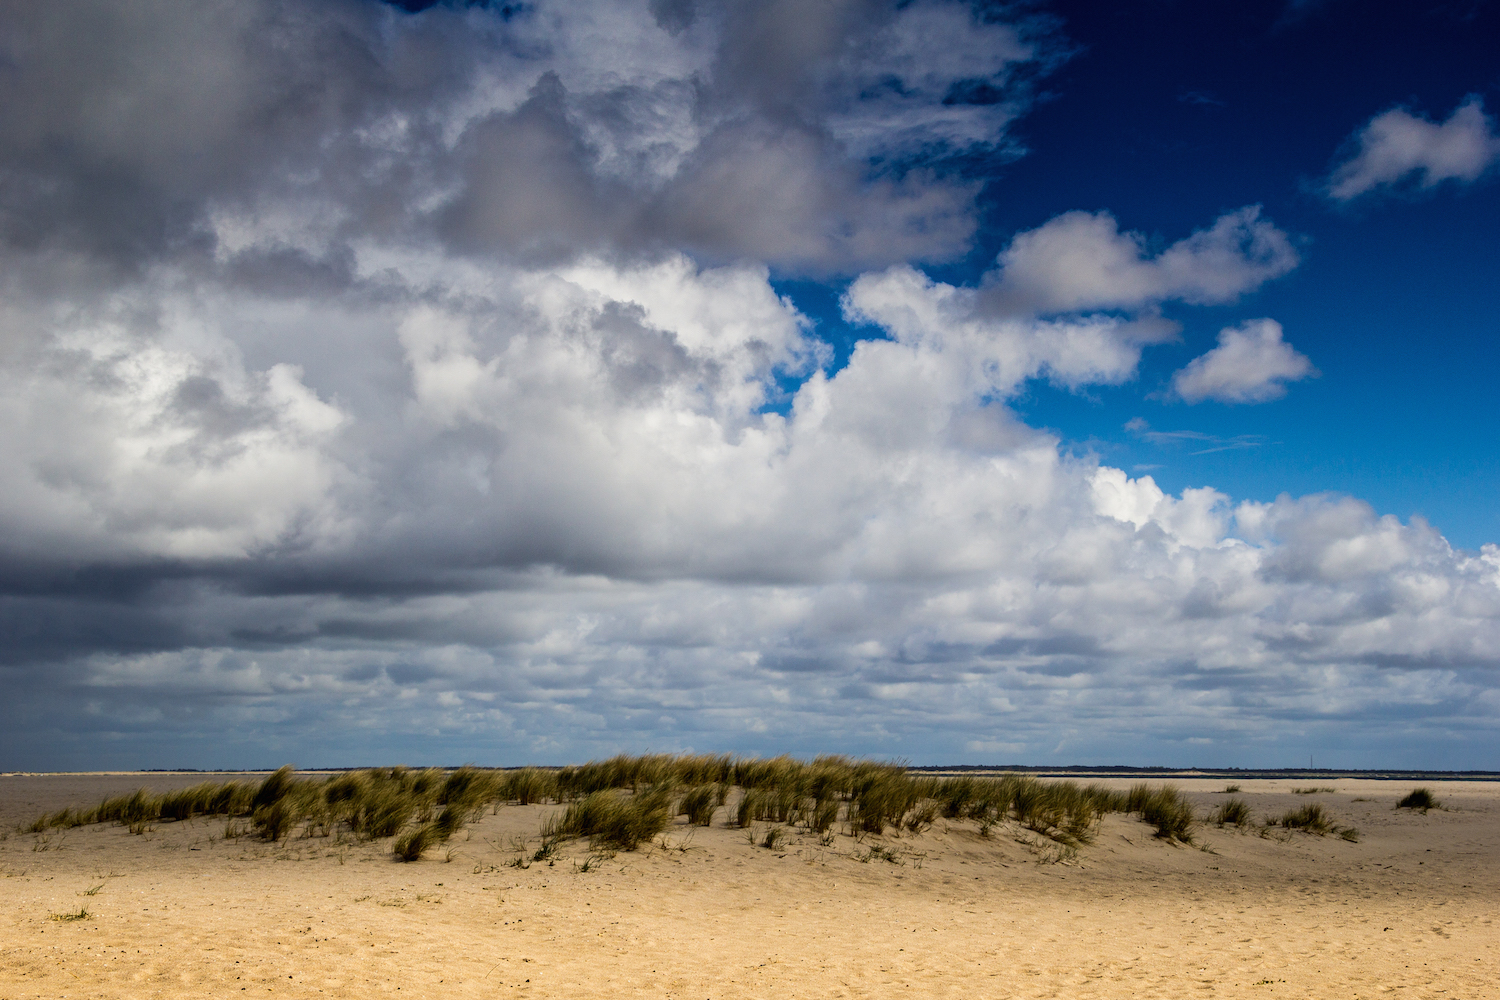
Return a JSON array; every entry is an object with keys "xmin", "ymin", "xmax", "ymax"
[{"xmin": 0, "ymin": 0, "xmax": 1496, "ymax": 769}]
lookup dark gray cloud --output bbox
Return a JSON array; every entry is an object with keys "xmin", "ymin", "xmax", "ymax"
[{"xmin": 0, "ymin": 0, "xmax": 1037, "ymax": 280}]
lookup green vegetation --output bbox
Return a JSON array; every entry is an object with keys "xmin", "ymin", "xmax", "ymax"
[
  {"xmin": 19, "ymin": 754, "xmax": 1215, "ymax": 860},
  {"xmin": 392, "ymin": 823, "xmax": 438, "ymax": 861},
  {"xmin": 678, "ymin": 784, "xmax": 720, "ymax": 826},
  {"xmin": 1396, "ymin": 788, "xmax": 1439, "ymax": 812},
  {"xmin": 1275, "ymin": 803, "xmax": 1331, "ymax": 834},
  {"xmin": 1212, "ymin": 797, "xmax": 1251, "ymax": 828},
  {"xmin": 20, "ymin": 764, "xmax": 505, "ymax": 854},
  {"xmin": 541, "ymin": 786, "xmax": 674, "ymax": 851}
]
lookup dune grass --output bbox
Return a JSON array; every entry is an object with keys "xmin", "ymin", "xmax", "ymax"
[
  {"xmin": 20, "ymin": 763, "xmax": 505, "ymax": 851},
  {"xmin": 20, "ymin": 754, "xmax": 1216, "ymax": 861},
  {"xmin": 1212, "ymin": 797, "xmax": 1251, "ymax": 828},
  {"xmin": 1396, "ymin": 788, "xmax": 1439, "ymax": 812},
  {"xmin": 1276, "ymin": 803, "xmax": 1332, "ymax": 834},
  {"xmin": 542, "ymin": 786, "xmax": 674, "ymax": 851}
]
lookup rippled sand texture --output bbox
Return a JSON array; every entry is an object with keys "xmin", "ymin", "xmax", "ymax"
[{"xmin": 1, "ymin": 775, "xmax": 1494, "ymax": 998}]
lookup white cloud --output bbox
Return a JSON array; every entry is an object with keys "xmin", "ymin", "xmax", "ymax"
[
  {"xmin": 983, "ymin": 206, "xmax": 1298, "ymax": 314},
  {"xmin": 1170, "ymin": 319, "xmax": 1317, "ymax": 404},
  {"xmin": 0, "ymin": 294, "xmax": 349, "ymax": 562},
  {"xmin": 1326, "ymin": 95, "xmax": 1500, "ymax": 201},
  {"xmin": 4, "ymin": 248, "xmax": 1496, "ymax": 767}
]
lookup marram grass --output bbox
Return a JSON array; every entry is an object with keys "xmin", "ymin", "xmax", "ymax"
[{"xmin": 26, "ymin": 753, "xmax": 1352, "ymax": 861}]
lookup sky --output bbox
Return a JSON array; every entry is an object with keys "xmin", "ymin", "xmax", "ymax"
[{"xmin": 1, "ymin": 0, "xmax": 1498, "ymax": 772}]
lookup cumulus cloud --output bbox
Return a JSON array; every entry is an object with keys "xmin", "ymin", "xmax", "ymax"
[
  {"xmin": 1326, "ymin": 96, "xmax": 1500, "ymax": 201},
  {"xmin": 1170, "ymin": 319, "xmax": 1317, "ymax": 404},
  {"xmin": 0, "ymin": 0, "xmax": 1051, "ymax": 275},
  {"xmin": 0, "ymin": 1, "xmax": 1495, "ymax": 769},
  {"xmin": 982, "ymin": 206, "xmax": 1298, "ymax": 315}
]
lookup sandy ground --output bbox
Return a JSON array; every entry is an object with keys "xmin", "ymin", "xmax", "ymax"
[{"xmin": 1, "ymin": 773, "xmax": 1495, "ymax": 999}]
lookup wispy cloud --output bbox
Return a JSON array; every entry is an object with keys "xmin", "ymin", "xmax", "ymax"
[{"xmin": 1124, "ymin": 418, "xmax": 1265, "ymax": 454}]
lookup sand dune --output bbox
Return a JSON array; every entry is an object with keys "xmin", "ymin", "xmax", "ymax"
[{"xmin": 2, "ymin": 774, "xmax": 1495, "ymax": 998}]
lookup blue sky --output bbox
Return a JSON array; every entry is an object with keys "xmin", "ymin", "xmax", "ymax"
[
  {"xmin": 1, "ymin": 0, "xmax": 1498, "ymax": 771},
  {"xmin": 781, "ymin": 0, "xmax": 1500, "ymax": 548}
]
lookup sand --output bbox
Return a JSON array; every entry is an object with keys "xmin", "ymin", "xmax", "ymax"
[{"xmin": 1, "ymin": 773, "xmax": 1494, "ymax": 998}]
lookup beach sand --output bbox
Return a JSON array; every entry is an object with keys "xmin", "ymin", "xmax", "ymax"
[{"xmin": 1, "ymin": 774, "xmax": 1494, "ymax": 998}]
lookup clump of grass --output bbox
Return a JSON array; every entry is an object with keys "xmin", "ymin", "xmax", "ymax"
[
  {"xmin": 847, "ymin": 765, "xmax": 923, "ymax": 835},
  {"xmin": 95, "ymin": 788, "xmax": 161, "ymax": 830},
  {"xmin": 1220, "ymin": 784, "xmax": 1242, "ymax": 794},
  {"xmin": 761, "ymin": 825, "xmax": 787, "ymax": 850},
  {"xmin": 502, "ymin": 767, "xmax": 557, "ymax": 805},
  {"xmin": 252, "ymin": 765, "xmax": 298, "ymax": 812},
  {"xmin": 807, "ymin": 797, "xmax": 840, "ymax": 834},
  {"xmin": 1396, "ymin": 788, "xmax": 1439, "ymax": 813},
  {"xmin": 51, "ymin": 907, "xmax": 90, "ymax": 922},
  {"xmin": 1126, "ymin": 784, "xmax": 1194, "ymax": 843},
  {"xmin": 1212, "ymin": 797, "xmax": 1251, "ymax": 828},
  {"xmin": 393, "ymin": 823, "xmax": 436, "ymax": 861},
  {"xmin": 1293, "ymin": 786, "xmax": 1336, "ymax": 795},
  {"xmin": 1276, "ymin": 802, "xmax": 1332, "ymax": 834},
  {"xmin": 252, "ymin": 798, "xmax": 298, "ymax": 842},
  {"xmin": 543, "ymin": 786, "xmax": 674, "ymax": 851},
  {"xmin": 678, "ymin": 784, "xmax": 719, "ymax": 826},
  {"xmin": 1337, "ymin": 825, "xmax": 1360, "ymax": 842}
]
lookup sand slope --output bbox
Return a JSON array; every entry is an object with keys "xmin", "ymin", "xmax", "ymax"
[{"xmin": 2, "ymin": 776, "xmax": 1495, "ymax": 998}]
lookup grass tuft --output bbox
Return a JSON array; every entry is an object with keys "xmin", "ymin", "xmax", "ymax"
[
  {"xmin": 393, "ymin": 823, "xmax": 436, "ymax": 861},
  {"xmin": 678, "ymin": 784, "xmax": 719, "ymax": 826},
  {"xmin": 1395, "ymin": 788, "xmax": 1439, "ymax": 812},
  {"xmin": 1276, "ymin": 802, "xmax": 1332, "ymax": 834},
  {"xmin": 1212, "ymin": 797, "xmax": 1251, "ymax": 828},
  {"xmin": 1126, "ymin": 784, "xmax": 1194, "ymax": 843}
]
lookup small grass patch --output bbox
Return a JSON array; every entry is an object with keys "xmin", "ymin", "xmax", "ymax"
[
  {"xmin": 1126, "ymin": 784, "xmax": 1195, "ymax": 843},
  {"xmin": 1275, "ymin": 803, "xmax": 1332, "ymax": 835},
  {"xmin": 1396, "ymin": 788, "xmax": 1439, "ymax": 813},
  {"xmin": 1212, "ymin": 797, "xmax": 1251, "ymax": 828},
  {"xmin": 1293, "ymin": 787, "xmax": 1336, "ymax": 794},
  {"xmin": 678, "ymin": 784, "xmax": 719, "ymax": 826},
  {"xmin": 51, "ymin": 907, "xmax": 90, "ymax": 922},
  {"xmin": 393, "ymin": 823, "xmax": 436, "ymax": 861}
]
